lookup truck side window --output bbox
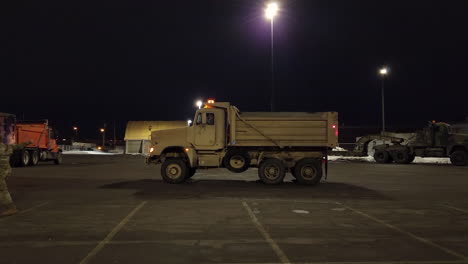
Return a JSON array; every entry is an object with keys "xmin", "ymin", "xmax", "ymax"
[
  {"xmin": 206, "ymin": 113, "xmax": 215, "ymax": 125},
  {"xmin": 196, "ymin": 113, "xmax": 202, "ymax": 125}
]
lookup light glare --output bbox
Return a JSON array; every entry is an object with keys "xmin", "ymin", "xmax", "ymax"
[
  {"xmin": 379, "ymin": 67, "xmax": 389, "ymax": 76},
  {"xmin": 265, "ymin": 2, "xmax": 279, "ymax": 20}
]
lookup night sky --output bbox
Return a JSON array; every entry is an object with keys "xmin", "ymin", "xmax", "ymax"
[{"xmin": 2, "ymin": 0, "xmax": 468, "ymax": 140}]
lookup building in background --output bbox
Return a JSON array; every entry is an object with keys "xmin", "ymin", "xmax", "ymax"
[{"xmin": 124, "ymin": 121, "xmax": 186, "ymax": 154}]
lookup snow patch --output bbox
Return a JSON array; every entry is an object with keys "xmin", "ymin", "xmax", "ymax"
[
  {"xmin": 62, "ymin": 150, "xmax": 119, "ymax": 155},
  {"xmin": 292, "ymin": 210, "xmax": 310, "ymax": 214},
  {"xmin": 328, "ymin": 155, "xmax": 451, "ymax": 164}
]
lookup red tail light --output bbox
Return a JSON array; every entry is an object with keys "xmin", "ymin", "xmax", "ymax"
[{"xmin": 332, "ymin": 124, "xmax": 338, "ymax": 137}]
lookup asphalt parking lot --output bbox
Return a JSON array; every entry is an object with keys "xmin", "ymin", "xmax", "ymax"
[{"xmin": 1, "ymin": 154, "xmax": 468, "ymax": 264}]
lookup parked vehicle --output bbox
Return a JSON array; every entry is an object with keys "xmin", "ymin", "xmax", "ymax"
[
  {"xmin": 147, "ymin": 101, "xmax": 338, "ymax": 185},
  {"xmin": 350, "ymin": 122, "xmax": 468, "ymax": 166},
  {"xmin": 0, "ymin": 113, "xmax": 62, "ymax": 167}
]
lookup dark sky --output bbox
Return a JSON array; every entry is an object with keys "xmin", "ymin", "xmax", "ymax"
[{"xmin": 2, "ymin": 0, "xmax": 468, "ymax": 140}]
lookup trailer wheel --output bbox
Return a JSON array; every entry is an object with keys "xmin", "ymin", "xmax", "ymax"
[
  {"xmin": 294, "ymin": 158, "xmax": 322, "ymax": 185},
  {"xmin": 29, "ymin": 151, "xmax": 39, "ymax": 166},
  {"xmin": 258, "ymin": 158, "xmax": 285, "ymax": 185},
  {"xmin": 224, "ymin": 149, "xmax": 251, "ymax": 173},
  {"xmin": 161, "ymin": 158, "xmax": 188, "ymax": 184},
  {"xmin": 392, "ymin": 150, "xmax": 411, "ymax": 164},
  {"xmin": 450, "ymin": 151, "xmax": 468, "ymax": 166},
  {"xmin": 54, "ymin": 152, "xmax": 63, "ymax": 165},
  {"xmin": 374, "ymin": 149, "xmax": 392, "ymax": 163},
  {"xmin": 20, "ymin": 150, "xmax": 30, "ymax": 167}
]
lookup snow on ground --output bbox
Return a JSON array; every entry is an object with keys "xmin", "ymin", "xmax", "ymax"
[
  {"xmin": 332, "ymin": 146, "xmax": 347, "ymax": 151},
  {"xmin": 328, "ymin": 155, "xmax": 451, "ymax": 164},
  {"xmin": 62, "ymin": 150, "xmax": 119, "ymax": 155}
]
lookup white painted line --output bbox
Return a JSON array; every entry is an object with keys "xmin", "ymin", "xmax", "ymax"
[
  {"xmin": 242, "ymin": 201, "xmax": 291, "ymax": 264},
  {"xmin": 443, "ymin": 205, "xmax": 468, "ymax": 214},
  {"xmin": 219, "ymin": 260, "xmax": 468, "ymax": 264},
  {"xmin": 79, "ymin": 201, "xmax": 147, "ymax": 264},
  {"xmin": 0, "ymin": 201, "xmax": 49, "ymax": 221},
  {"xmin": 337, "ymin": 202, "xmax": 468, "ymax": 261}
]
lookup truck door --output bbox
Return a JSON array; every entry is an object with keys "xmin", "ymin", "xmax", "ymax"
[{"xmin": 193, "ymin": 109, "xmax": 225, "ymax": 149}]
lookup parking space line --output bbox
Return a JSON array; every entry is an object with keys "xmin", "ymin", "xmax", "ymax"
[
  {"xmin": 0, "ymin": 201, "xmax": 49, "ymax": 221},
  {"xmin": 337, "ymin": 202, "xmax": 468, "ymax": 261},
  {"xmin": 219, "ymin": 260, "xmax": 468, "ymax": 264},
  {"xmin": 78, "ymin": 201, "xmax": 147, "ymax": 264},
  {"xmin": 242, "ymin": 201, "xmax": 291, "ymax": 264},
  {"xmin": 442, "ymin": 204, "xmax": 468, "ymax": 214}
]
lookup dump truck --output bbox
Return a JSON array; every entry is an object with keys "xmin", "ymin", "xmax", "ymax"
[
  {"xmin": 147, "ymin": 101, "xmax": 338, "ymax": 185},
  {"xmin": 0, "ymin": 113, "xmax": 62, "ymax": 167},
  {"xmin": 350, "ymin": 122, "xmax": 468, "ymax": 166}
]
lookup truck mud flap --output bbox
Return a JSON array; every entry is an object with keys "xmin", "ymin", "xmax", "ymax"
[{"xmin": 323, "ymin": 155, "xmax": 328, "ymax": 180}]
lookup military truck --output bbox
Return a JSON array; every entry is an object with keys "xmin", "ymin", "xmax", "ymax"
[
  {"xmin": 147, "ymin": 101, "xmax": 338, "ymax": 185},
  {"xmin": 359, "ymin": 122, "xmax": 468, "ymax": 166}
]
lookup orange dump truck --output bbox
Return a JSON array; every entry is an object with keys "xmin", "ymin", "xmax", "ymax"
[{"xmin": 11, "ymin": 120, "xmax": 62, "ymax": 167}]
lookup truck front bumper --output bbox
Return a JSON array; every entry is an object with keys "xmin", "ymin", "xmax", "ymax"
[{"xmin": 145, "ymin": 155, "xmax": 161, "ymax": 165}]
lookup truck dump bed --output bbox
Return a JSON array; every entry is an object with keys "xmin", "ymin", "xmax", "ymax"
[{"xmin": 232, "ymin": 111, "xmax": 338, "ymax": 148}]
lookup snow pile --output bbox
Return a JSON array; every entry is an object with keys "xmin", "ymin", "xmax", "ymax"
[
  {"xmin": 328, "ymin": 155, "xmax": 451, "ymax": 164},
  {"xmin": 62, "ymin": 150, "xmax": 119, "ymax": 155},
  {"xmin": 332, "ymin": 146, "xmax": 347, "ymax": 151}
]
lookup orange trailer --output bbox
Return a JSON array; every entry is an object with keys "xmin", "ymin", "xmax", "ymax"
[{"xmin": 12, "ymin": 120, "xmax": 62, "ymax": 166}]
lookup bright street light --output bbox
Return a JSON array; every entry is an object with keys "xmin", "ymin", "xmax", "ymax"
[
  {"xmin": 196, "ymin": 100, "xmax": 203, "ymax": 109},
  {"xmin": 100, "ymin": 128, "xmax": 105, "ymax": 133},
  {"xmin": 265, "ymin": 2, "xmax": 279, "ymax": 20},
  {"xmin": 187, "ymin": 119, "xmax": 192, "ymax": 126},
  {"xmin": 379, "ymin": 67, "xmax": 389, "ymax": 76}
]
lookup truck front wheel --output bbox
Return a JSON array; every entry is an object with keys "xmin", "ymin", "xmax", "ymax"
[
  {"xmin": 54, "ymin": 152, "xmax": 63, "ymax": 165},
  {"xmin": 161, "ymin": 158, "xmax": 188, "ymax": 184},
  {"xmin": 294, "ymin": 158, "xmax": 322, "ymax": 185},
  {"xmin": 450, "ymin": 151, "xmax": 468, "ymax": 166},
  {"xmin": 258, "ymin": 158, "xmax": 285, "ymax": 185}
]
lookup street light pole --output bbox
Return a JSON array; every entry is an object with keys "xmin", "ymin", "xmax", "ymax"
[
  {"xmin": 265, "ymin": 2, "xmax": 278, "ymax": 112},
  {"xmin": 270, "ymin": 17, "xmax": 275, "ymax": 112},
  {"xmin": 379, "ymin": 67, "xmax": 389, "ymax": 133}
]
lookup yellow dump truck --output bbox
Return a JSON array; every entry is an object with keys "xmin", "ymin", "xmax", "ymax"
[{"xmin": 147, "ymin": 101, "xmax": 338, "ymax": 185}]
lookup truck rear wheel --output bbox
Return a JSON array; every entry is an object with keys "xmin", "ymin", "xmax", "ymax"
[
  {"xmin": 224, "ymin": 149, "xmax": 251, "ymax": 173},
  {"xmin": 29, "ymin": 150, "xmax": 39, "ymax": 166},
  {"xmin": 161, "ymin": 158, "xmax": 188, "ymax": 184},
  {"xmin": 392, "ymin": 150, "xmax": 411, "ymax": 164},
  {"xmin": 450, "ymin": 151, "xmax": 468, "ymax": 166},
  {"xmin": 374, "ymin": 149, "xmax": 392, "ymax": 163},
  {"xmin": 258, "ymin": 158, "xmax": 285, "ymax": 185},
  {"xmin": 294, "ymin": 158, "xmax": 322, "ymax": 185},
  {"xmin": 20, "ymin": 150, "xmax": 30, "ymax": 167}
]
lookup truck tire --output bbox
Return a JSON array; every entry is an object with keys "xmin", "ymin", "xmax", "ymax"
[
  {"xmin": 392, "ymin": 150, "xmax": 410, "ymax": 164},
  {"xmin": 450, "ymin": 151, "xmax": 468, "ymax": 166},
  {"xmin": 224, "ymin": 149, "xmax": 251, "ymax": 173},
  {"xmin": 258, "ymin": 158, "xmax": 285, "ymax": 185},
  {"xmin": 29, "ymin": 150, "xmax": 39, "ymax": 166},
  {"xmin": 161, "ymin": 158, "xmax": 188, "ymax": 184},
  {"xmin": 20, "ymin": 150, "xmax": 30, "ymax": 167},
  {"xmin": 374, "ymin": 149, "xmax": 392, "ymax": 163},
  {"xmin": 408, "ymin": 154, "xmax": 416, "ymax": 163},
  {"xmin": 294, "ymin": 158, "xmax": 322, "ymax": 185},
  {"xmin": 54, "ymin": 152, "xmax": 63, "ymax": 165}
]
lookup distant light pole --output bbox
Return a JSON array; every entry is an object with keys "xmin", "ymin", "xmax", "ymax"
[
  {"xmin": 196, "ymin": 100, "xmax": 203, "ymax": 109},
  {"xmin": 100, "ymin": 128, "xmax": 105, "ymax": 148},
  {"xmin": 265, "ymin": 2, "xmax": 279, "ymax": 112},
  {"xmin": 379, "ymin": 67, "xmax": 389, "ymax": 133},
  {"xmin": 73, "ymin": 126, "xmax": 78, "ymax": 140}
]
